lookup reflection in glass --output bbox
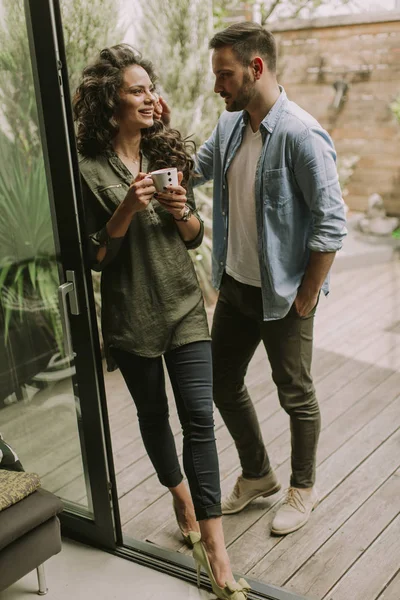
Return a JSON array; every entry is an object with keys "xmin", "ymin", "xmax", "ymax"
[{"xmin": 0, "ymin": 0, "xmax": 90, "ymax": 512}]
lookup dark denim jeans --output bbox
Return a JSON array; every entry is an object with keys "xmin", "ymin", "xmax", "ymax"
[
  {"xmin": 111, "ymin": 341, "xmax": 221, "ymax": 520},
  {"xmin": 212, "ymin": 273, "xmax": 320, "ymax": 488}
]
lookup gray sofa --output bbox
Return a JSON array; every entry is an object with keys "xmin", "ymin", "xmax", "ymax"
[{"xmin": 0, "ymin": 487, "xmax": 64, "ymax": 594}]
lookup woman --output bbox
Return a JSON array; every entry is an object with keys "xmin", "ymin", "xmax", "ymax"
[{"xmin": 73, "ymin": 45, "xmax": 249, "ymax": 599}]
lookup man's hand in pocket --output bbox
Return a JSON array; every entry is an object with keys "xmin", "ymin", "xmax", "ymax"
[{"xmin": 294, "ymin": 285, "xmax": 319, "ymax": 317}]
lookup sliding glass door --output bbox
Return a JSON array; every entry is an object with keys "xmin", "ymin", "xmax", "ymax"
[{"xmin": 0, "ymin": 0, "xmax": 117, "ymax": 548}]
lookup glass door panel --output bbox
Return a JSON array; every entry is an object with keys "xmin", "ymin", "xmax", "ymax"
[
  {"xmin": 0, "ymin": 0, "xmax": 117, "ymax": 548},
  {"xmin": 0, "ymin": 0, "xmax": 91, "ymax": 513}
]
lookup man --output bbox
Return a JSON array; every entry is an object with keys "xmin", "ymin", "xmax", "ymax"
[{"xmin": 193, "ymin": 22, "xmax": 347, "ymax": 535}]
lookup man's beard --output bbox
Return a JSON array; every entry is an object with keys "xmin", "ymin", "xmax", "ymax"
[{"xmin": 226, "ymin": 71, "xmax": 256, "ymax": 112}]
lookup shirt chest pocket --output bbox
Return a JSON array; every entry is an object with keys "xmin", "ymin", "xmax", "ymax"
[
  {"xmin": 97, "ymin": 183, "xmax": 127, "ymax": 212},
  {"xmin": 263, "ymin": 167, "xmax": 294, "ymax": 215}
]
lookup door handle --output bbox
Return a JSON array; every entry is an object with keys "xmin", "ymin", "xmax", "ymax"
[{"xmin": 58, "ymin": 270, "xmax": 80, "ymax": 358}]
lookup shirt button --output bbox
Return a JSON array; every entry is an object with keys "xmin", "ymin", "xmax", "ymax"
[
  {"xmin": 222, "ymin": 211, "xmax": 226, "ymax": 216},
  {"xmin": 220, "ymin": 261, "xmax": 224, "ymax": 266},
  {"xmin": 222, "ymin": 184, "xmax": 226, "ymax": 190}
]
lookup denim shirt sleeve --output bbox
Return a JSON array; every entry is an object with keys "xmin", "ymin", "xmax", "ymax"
[
  {"xmin": 293, "ymin": 127, "xmax": 347, "ymax": 253},
  {"xmin": 193, "ymin": 126, "xmax": 217, "ymax": 186}
]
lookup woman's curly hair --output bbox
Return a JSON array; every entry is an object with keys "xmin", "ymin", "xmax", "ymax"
[{"xmin": 73, "ymin": 44, "xmax": 194, "ymax": 183}]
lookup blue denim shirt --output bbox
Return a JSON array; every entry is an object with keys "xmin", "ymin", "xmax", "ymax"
[{"xmin": 194, "ymin": 87, "xmax": 347, "ymax": 320}]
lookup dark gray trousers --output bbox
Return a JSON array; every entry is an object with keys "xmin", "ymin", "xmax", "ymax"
[{"xmin": 212, "ymin": 273, "xmax": 320, "ymax": 488}]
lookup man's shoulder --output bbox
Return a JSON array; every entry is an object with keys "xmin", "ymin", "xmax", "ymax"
[
  {"xmin": 279, "ymin": 100, "xmax": 323, "ymax": 138},
  {"xmin": 217, "ymin": 110, "xmax": 243, "ymax": 132}
]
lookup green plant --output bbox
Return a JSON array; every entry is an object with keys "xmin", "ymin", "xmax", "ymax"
[
  {"xmin": 0, "ymin": 0, "xmax": 124, "ymax": 357},
  {"xmin": 138, "ymin": 0, "xmax": 220, "ymax": 147},
  {"xmin": 60, "ymin": 0, "xmax": 126, "ymax": 95},
  {"xmin": 0, "ymin": 0, "xmax": 125, "ymax": 160},
  {"xmin": 0, "ymin": 132, "xmax": 62, "ymax": 351}
]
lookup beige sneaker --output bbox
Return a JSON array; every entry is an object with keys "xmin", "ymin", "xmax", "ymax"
[
  {"xmin": 271, "ymin": 487, "xmax": 319, "ymax": 535},
  {"xmin": 222, "ymin": 469, "xmax": 281, "ymax": 515}
]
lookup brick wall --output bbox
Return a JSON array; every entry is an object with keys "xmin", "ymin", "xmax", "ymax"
[{"xmin": 270, "ymin": 12, "xmax": 400, "ymax": 216}]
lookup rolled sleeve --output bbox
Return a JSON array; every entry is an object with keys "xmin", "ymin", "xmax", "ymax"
[
  {"xmin": 89, "ymin": 227, "xmax": 124, "ymax": 271},
  {"xmin": 183, "ymin": 185, "xmax": 204, "ymax": 250},
  {"xmin": 184, "ymin": 216, "xmax": 204, "ymax": 250},
  {"xmin": 81, "ymin": 178, "xmax": 124, "ymax": 271},
  {"xmin": 294, "ymin": 127, "xmax": 347, "ymax": 253}
]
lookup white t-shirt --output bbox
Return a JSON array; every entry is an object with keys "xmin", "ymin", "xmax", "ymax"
[{"xmin": 226, "ymin": 122, "xmax": 263, "ymax": 287}]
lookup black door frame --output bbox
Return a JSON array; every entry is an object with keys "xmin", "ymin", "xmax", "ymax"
[
  {"xmin": 24, "ymin": 1, "xmax": 309, "ymax": 598},
  {"xmin": 25, "ymin": 0, "xmax": 120, "ymax": 549}
]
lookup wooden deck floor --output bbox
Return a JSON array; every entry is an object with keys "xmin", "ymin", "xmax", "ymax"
[
  {"xmin": 110, "ymin": 255, "xmax": 400, "ymax": 600},
  {"xmin": 2, "ymin": 254, "xmax": 400, "ymax": 600}
]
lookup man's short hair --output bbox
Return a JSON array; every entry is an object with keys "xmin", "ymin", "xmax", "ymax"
[{"xmin": 209, "ymin": 21, "xmax": 277, "ymax": 73}]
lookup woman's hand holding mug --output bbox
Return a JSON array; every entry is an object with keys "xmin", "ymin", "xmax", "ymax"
[
  {"xmin": 124, "ymin": 173, "xmax": 156, "ymax": 214},
  {"xmin": 152, "ymin": 171, "xmax": 188, "ymax": 220}
]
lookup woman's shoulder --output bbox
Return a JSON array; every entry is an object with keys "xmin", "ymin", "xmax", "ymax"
[
  {"xmin": 78, "ymin": 152, "xmax": 109, "ymax": 176},
  {"xmin": 78, "ymin": 151, "xmax": 121, "ymax": 190}
]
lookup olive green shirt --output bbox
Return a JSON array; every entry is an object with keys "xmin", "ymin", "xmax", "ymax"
[{"xmin": 79, "ymin": 150, "xmax": 210, "ymax": 371}]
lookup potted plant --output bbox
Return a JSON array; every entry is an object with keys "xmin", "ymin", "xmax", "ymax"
[{"xmin": 0, "ymin": 132, "xmax": 63, "ymax": 403}]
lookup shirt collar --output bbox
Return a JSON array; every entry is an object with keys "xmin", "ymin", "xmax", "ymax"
[
  {"xmin": 242, "ymin": 85, "xmax": 287, "ymax": 134},
  {"xmin": 106, "ymin": 149, "xmax": 149, "ymax": 184}
]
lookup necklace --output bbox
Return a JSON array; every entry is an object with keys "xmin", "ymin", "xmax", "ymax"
[{"xmin": 116, "ymin": 150, "xmax": 141, "ymax": 164}]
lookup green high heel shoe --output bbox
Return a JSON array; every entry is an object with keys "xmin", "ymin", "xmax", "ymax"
[{"xmin": 188, "ymin": 532, "xmax": 251, "ymax": 600}]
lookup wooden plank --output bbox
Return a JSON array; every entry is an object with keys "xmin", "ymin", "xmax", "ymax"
[
  {"xmin": 315, "ymin": 264, "xmax": 397, "ymax": 327},
  {"xmin": 324, "ymin": 514, "xmax": 400, "ymax": 600},
  {"xmin": 311, "ymin": 275, "xmax": 400, "ymax": 379},
  {"xmin": 29, "ymin": 436, "xmax": 82, "ymax": 479},
  {"xmin": 0, "ymin": 375, "xmax": 73, "ymax": 429},
  {"xmin": 271, "ymin": 366, "xmax": 400, "ymax": 478},
  {"xmin": 377, "ymin": 570, "xmax": 400, "ymax": 600},
  {"xmin": 247, "ymin": 420, "xmax": 400, "ymax": 585},
  {"xmin": 129, "ymin": 284, "xmax": 400, "ymax": 496},
  {"xmin": 54, "ymin": 473, "xmax": 88, "ymax": 505},
  {"xmin": 314, "ymin": 276, "xmax": 400, "ymax": 351},
  {"xmin": 284, "ymin": 469, "xmax": 400, "ymax": 598},
  {"xmin": 231, "ymin": 398, "xmax": 400, "ymax": 578},
  {"xmin": 2, "ymin": 391, "xmax": 77, "ymax": 450},
  {"xmin": 4, "ymin": 411, "xmax": 81, "ymax": 474},
  {"xmin": 218, "ymin": 367, "xmax": 400, "ymax": 551},
  {"xmin": 41, "ymin": 455, "xmax": 85, "ymax": 494}
]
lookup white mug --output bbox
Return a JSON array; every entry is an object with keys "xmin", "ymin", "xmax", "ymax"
[{"xmin": 148, "ymin": 167, "xmax": 178, "ymax": 192}]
